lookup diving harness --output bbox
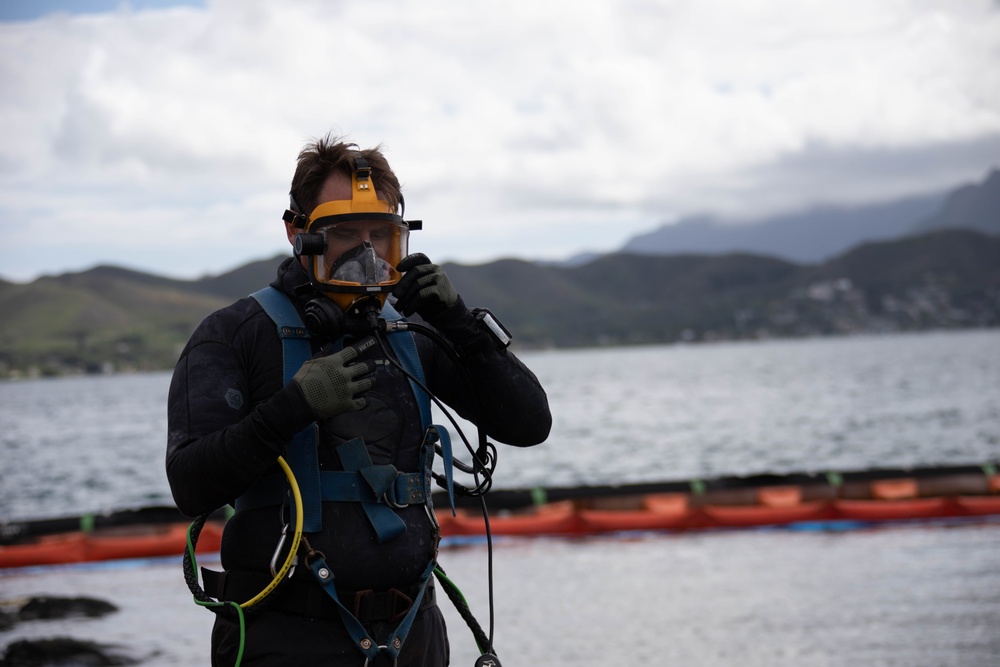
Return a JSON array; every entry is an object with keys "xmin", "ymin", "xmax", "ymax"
[{"xmin": 183, "ymin": 287, "xmax": 506, "ymax": 667}]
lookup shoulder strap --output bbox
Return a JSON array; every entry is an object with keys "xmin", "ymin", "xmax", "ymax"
[
  {"xmin": 381, "ymin": 301, "xmax": 432, "ymax": 428},
  {"xmin": 250, "ymin": 287, "xmax": 323, "ymax": 533}
]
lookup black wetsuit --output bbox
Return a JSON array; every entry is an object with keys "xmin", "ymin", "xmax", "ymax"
[{"xmin": 166, "ymin": 258, "xmax": 551, "ymax": 666}]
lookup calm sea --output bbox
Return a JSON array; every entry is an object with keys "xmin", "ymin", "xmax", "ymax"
[{"xmin": 2, "ymin": 329, "xmax": 999, "ymax": 666}]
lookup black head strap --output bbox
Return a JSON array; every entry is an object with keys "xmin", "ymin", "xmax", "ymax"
[{"xmin": 282, "ymin": 193, "xmax": 309, "ymax": 229}]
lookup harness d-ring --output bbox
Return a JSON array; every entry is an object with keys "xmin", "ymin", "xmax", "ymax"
[{"xmin": 384, "ymin": 489, "xmax": 408, "ymax": 510}]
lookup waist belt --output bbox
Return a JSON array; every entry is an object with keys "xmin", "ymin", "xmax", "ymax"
[
  {"xmin": 235, "ymin": 469, "xmax": 428, "ymax": 514},
  {"xmin": 202, "ymin": 568, "xmax": 435, "ymax": 623}
]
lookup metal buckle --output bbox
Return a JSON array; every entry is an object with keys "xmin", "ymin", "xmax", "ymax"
[
  {"xmin": 380, "ymin": 471, "xmax": 423, "ymax": 509},
  {"xmin": 383, "ymin": 479, "xmax": 408, "ymax": 509}
]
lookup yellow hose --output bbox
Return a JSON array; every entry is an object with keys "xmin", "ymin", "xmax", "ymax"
[{"xmin": 240, "ymin": 455, "xmax": 303, "ymax": 609}]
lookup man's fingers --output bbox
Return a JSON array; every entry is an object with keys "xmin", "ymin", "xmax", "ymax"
[
  {"xmin": 393, "ymin": 265, "xmax": 441, "ymax": 315},
  {"xmin": 394, "ymin": 264, "xmax": 433, "ymax": 294},
  {"xmin": 354, "ymin": 376, "xmax": 376, "ymax": 394},
  {"xmin": 349, "ymin": 365, "xmax": 377, "ymax": 385},
  {"xmin": 396, "ymin": 253, "xmax": 431, "ymax": 273}
]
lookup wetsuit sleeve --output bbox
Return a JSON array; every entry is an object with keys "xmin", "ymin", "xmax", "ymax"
[
  {"xmin": 165, "ymin": 308, "xmax": 315, "ymax": 517},
  {"xmin": 416, "ymin": 299, "xmax": 552, "ymax": 447}
]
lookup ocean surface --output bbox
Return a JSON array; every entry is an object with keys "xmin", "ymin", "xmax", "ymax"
[{"xmin": 2, "ymin": 329, "xmax": 1000, "ymax": 665}]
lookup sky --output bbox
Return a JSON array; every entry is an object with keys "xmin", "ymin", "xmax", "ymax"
[{"xmin": 1, "ymin": 0, "xmax": 998, "ymax": 283}]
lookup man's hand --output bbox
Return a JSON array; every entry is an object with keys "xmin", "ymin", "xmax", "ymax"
[
  {"xmin": 393, "ymin": 254, "xmax": 460, "ymax": 319},
  {"xmin": 292, "ymin": 338, "xmax": 377, "ymax": 419}
]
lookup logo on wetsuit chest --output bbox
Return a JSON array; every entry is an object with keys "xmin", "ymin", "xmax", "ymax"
[{"xmin": 225, "ymin": 388, "xmax": 244, "ymax": 410}]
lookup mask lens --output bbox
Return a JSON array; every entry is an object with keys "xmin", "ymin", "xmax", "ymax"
[{"xmin": 311, "ymin": 219, "xmax": 408, "ymax": 288}]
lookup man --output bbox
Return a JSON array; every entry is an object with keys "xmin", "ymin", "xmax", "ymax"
[{"xmin": 166, "ymin": 134, "xmax": 551, "ymax": 666}]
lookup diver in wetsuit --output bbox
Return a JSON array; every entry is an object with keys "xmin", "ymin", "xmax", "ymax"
[{"xmin": 166, "ymin": 135, "xmax": 551, "ymax": 666}]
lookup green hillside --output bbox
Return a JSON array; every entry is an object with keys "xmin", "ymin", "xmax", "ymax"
[
  {"xmin": 1, "ymin": 230, "xmax": 997, "ymax": 378},
  {"xmin": 0, "ymin": 267, "xmax": 231, "ymax": 376}
]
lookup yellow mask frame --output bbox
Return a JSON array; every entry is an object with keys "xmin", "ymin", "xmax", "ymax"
[{"xmin": 287, "ymin": 161, "xmax": 420, "ymax": 311}]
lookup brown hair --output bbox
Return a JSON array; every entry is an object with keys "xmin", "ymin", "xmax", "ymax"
[{"xmin": 289, "ymin": 133, "xmax": 402, "ymax": 216}]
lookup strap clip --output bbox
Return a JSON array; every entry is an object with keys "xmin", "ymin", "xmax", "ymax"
[{"xmin": 282, "ymin": 209, "xmax": 309, "ymax": 229}]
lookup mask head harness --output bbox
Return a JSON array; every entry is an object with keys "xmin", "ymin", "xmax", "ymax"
[{"xmin": 284, "ymin": 158, "xmax": 422, "ymax": 336}]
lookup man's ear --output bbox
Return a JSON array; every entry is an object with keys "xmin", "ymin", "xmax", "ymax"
[{"xmin": 285, "ymin": 221, "xmax": 301, "ymax": 246}]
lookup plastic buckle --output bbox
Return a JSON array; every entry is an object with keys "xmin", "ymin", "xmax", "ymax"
[
  {"xmin": 387, "ymin": 588, "xmax": 414, "ymax": 623},
  {"xmin": 353, "ymin": 589, "xmax": 374, "ymax": 619},
  {"xmin": 353, "ymin": 588, "xmax": 413, "ymax": 623},
  {"xmin": 355, "ymin": 158, "xmax": 372, "ymax": 189}
]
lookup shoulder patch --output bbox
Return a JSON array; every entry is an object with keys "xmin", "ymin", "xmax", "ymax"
[{"xmin": 225, "ymin": 388, "xmax": 245, "ymax": 411}]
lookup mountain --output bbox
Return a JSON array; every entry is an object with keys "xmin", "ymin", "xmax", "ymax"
[
  {"xmin": 621, "ymin": 193, "xmax": 946, "ymax": 263},
  {"xmin": 458, "ymin": 228, "xmax": 999, "ymax": 347},
  {"xmin": 910, "ymin": 168, "xmax": 1000, "ymax": 236},
  {"xmin": 620, "ymin": 167, "xmax": 1000, "ymax": 263},
  {"xmin": 447, "ymin": 252, "xmax": 803, "ymax": 346},
  {"xmin": 196, "ymin": 254, "xmax": 287, "ymax": 300},
  {"xmin": 1, "ymin": 229, "xmax": 997, "ymax": 378}
]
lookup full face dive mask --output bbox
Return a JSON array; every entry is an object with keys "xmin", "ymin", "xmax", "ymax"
[{"xmin": 284, "ymin": 158, "xmax": 422, "ymax": 314}]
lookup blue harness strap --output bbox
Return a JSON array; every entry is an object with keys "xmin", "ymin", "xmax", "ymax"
[
  {"xmin": 250, "ymin": 287, "xmax": 323, "ymax": 533},
  {"xmin": 245, "ymin": 289, "xmax": 454, "ymax": 663},
  {"xmin": 337, "ymin": 437, "xmax": 407, "ymax": 542},
  {"xmin": 235, "ymin": 470, "xmax": 428, "ymax": 512},
  {"xmin": 243, "ymin": 289, "xmax": 457, "ymax": 531},
  {"xmin": 309, "ymin": 555, "xmax": 437, "ymax": 664}
]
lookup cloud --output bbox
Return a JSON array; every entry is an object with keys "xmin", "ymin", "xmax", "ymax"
[{"xmin": 1, "ymin": 0, "xmax": 999, "ymax": 282}]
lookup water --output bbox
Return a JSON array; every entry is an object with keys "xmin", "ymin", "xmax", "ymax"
[
  {"xmin": 506, "ymin": 329, "xmax": 1000, "ymax": 488},
  {"xmin": 2, "ymin": 330, "xmax": 997, "ymax": 521},
  {"xmin": 1, "ymin": 370, "xmax": 173, "ymax": 521},
  {"xmin": 2, "ymin": 329, "xmax": 1000, "ymax": 665},
  {"xmin": 3, "ymin": 523, "xmax": 999, "ymax": 666}
]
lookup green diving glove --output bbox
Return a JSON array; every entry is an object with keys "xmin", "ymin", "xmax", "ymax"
[
  {"xmin": 292, "ymin": 338, "xmax": 377, "ymax": 419},
  {"xmin": 392, "ymin": 254, "xmax": 460, "ymax": 320}
]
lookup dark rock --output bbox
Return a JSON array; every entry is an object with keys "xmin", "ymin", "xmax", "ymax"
[
  {"xmin": 0, "ymin": 637, "xmax": 136, "ymax": 666},
  {"xmin": 16, "ymin": 597, "xmax": 118, "ymax": 622}
]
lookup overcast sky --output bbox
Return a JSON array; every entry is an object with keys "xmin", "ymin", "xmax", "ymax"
[{"xmin": 1, "ymin": 0, "xmax": 998, "ymax": 283}]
